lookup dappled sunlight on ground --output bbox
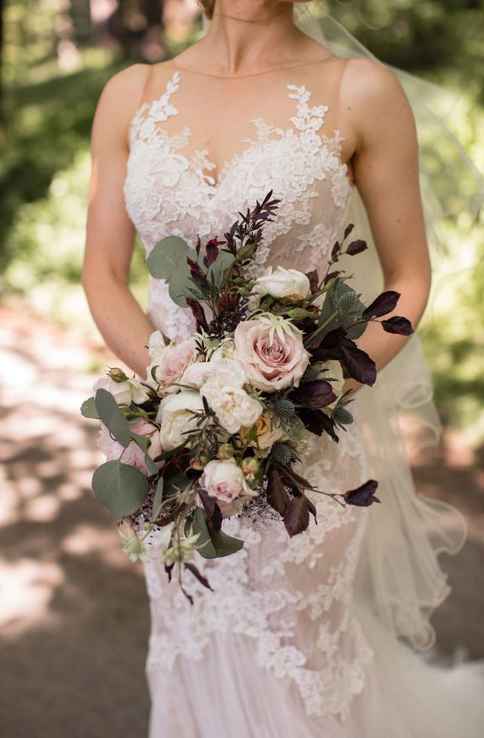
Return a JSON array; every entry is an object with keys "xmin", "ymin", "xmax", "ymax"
[
  {"xmin": 1, "ymin": 302, "xmax": 150, "ymax": 735},
  {"xmin": 1, "ymin": 300, "xmax": 483, "ymax": 734}
]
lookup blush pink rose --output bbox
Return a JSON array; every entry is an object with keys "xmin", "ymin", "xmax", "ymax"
[
  {"xmin": 234, "ymin": 316, "xmax": 310, "ymax": 392},
  {"xmin": 148, "ymin": 338, "xmax": 195, "ymax": 391},
  {"xmin": 200, "ymin": 459, "xmax": 256, "ymax": 504},
  {"xmin": 96, "ymin": 418, "xmax": 161, "ymax": 476}
]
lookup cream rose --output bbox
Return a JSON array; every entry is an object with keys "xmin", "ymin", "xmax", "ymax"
[
  {"xmin": 200, "ymin": 459, "xmax": 256, "ymax": 504},
  {"xmin": 201, "ymin": 376, "xmax": 263, "ymax": 435},
  {"xmin": 93, "ymin": 374, "xmax": 149, "ymax": 405},
  {"xmin": 156, "ymin": 391, "xmax": 204, "ymax": 451},
  {"xmin": 251, "ymin": 266, "xmax": 311, "ymax": 303},
  {"xmin": 180, "ymin": 357, "xmax": 246, "ymax": 390},
  {"xmin": 234, "ymin": 315, "xmax": 310, "ymax": 392}
]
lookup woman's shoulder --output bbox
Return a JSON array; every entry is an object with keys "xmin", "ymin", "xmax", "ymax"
[
  {"xmin": 336, "ymin": 56, "xmax": 414, "ymax": 139},
  {"xmin": 339, "ymin": 56, "xmax": 410, "ymax": 111},
  {"xmin": 98, "ymin": 61, "xmax": 175, "ymax": 107},
  {"xmin": 92, "ymin": 61, "xmax": 176, "ymax": 142}
]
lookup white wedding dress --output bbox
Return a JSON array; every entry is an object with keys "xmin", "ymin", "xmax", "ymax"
[{"xmin": 122, "ymin": 57, "xmax": 484, "ymax": 737}]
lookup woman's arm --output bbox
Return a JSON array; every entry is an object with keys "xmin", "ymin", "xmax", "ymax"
[
  {"xmin": 82, "ymin": 63, "xmax": 155, "ymax": 380},
  {"xmin": 340, "ymin": 58, "xmax": 432, "ymax": 393}
]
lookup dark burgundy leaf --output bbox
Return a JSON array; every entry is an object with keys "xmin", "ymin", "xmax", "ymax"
[
  {"xmin": 199, "ymin": 489, "xmax": 217, "ymax": 518},
  {"xmin": 276, "ymin": 463, "xmax": 315, "ymax": 492},
  {"xmin": 283, "ymin": 496, "xmax": 311, "ymax": 537},
  {"xmin": 195, "ymin": 235, "xmax": 202, "ymax": 257},
  {"xmin": 267, "ymin": 467, "xmax": 290, "ymax": 515},
  {"xmin": 187, "ymin": 256, "xmax": 203, "ymax": 276},
  {"xmin": 305, "ymin": 269, "xmax": 320, "ymax": 294},
  {"xmin": 340, "ymin": 339, "xmax": 377, "ymax": 386},
  {"xmin": 362, "ymin": 291, "xmax": 400, "ymax": 319},
  {"xmin": 331, "ymin": 241, "xmax": 341, "ymax": 260},
  {"xmin": 164, "ymin": 562, "xmax": 175, "ymax": 582},
  {"xmin": 308, "ymin": 326, "xmax": 346, "ymax": 356},
  {"xmin": 344, "ymin": 223, "xmax": 354, "ymax": 239},
  {"xmin": 291, "ymin": 380, "xmax": 337, "ymax": 409},
  {"xmin": 346, "ymin": 239, "xmax": 368, "ymax": 256},
  {"xmin": 184, "ymin": 562, "xmax": 214, "ymax": 591},
  {"xmin": 305, "ymin": 496, "xmax": 317, "ymax": 522},
  {"xmin": 381, "ymin": 316, "xmax": 414, "ymax": 335},
  {"xmin": 186, "ymin": 298, "xmax": 209, "ymax": 332},
  {"xmin": 323, "ymin": 269, "xmax": 343, "ymax": 285},
  {"xmin": 298, "ymin": 407, "xmax": 339, "ymax": 441},
  {"xmin": 204, "ymin": 239, "xmax": 220, "ymax": 267},
  {"xmin": 181, "ymin": 586, "xmax": 194, "ymax": 606},
  {"xmin": 344, "ymin": 479, "xmax": 381, "ymax": 507}
]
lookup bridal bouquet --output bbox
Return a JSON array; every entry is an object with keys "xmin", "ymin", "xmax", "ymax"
[{"xmin": 81, "ymin": 191, "xmax": 413, "ymax": 599}]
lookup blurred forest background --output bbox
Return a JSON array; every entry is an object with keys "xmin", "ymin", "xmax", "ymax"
[
  {"xmin": 1, "ymin": 2, "xmax": 484, "ymax": 735},
  {"xmin": 1, "ymin": 0, "xmax": 483, "ymax": 436}
]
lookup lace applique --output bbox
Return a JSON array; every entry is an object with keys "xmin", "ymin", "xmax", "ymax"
[
  {"xmin": 139, "ymin": 409, "xmax": 373, "ymax": 723},
  {"xmin": 295, "ymin": 221, "xmax": 339, "ymax": 257}
]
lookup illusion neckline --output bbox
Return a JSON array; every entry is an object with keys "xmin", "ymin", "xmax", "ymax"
[
  {"xmin": 126, "ymin": 66, "xmax": 356, "ymax": 195},
  {"xmin": 170, "ymin": 55, "xmax": 337, "ymax": 80}
]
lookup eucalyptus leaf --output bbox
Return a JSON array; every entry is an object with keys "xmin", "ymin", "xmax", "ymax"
[
  {"xmin": 144, "ymin": 453, "xmax": 159, "ymax": 476},
  {"xmin": 130, "ymin": 431, "xmax": 150, "ymax": 450},
  {"xmin": 333, "ymin": 405, "xmax": 354, "ymax": 425},
  {"xmin": 207, "ymin": 250, "xmax": 235, "ymax": 288},
  {"xmin": 80, "ymin": 397, "xmax": 99, "ymax": 420},
  {"xmin": 92, "ymin": 459, "xmax": 149, "ymax": 519},
  {"xmin": 146, "ymin": 235, "xmax": 192, "ymax": 306},
  {"xmin": 94, "ymin": 388, "xmax": 131, "ymax": 447},
  {"xmin": 189, "ymin": 508, "xmax": 217, "ymax": 557},
  {"xmin": 189, "ymin": 508, "xmax": 243, "ymax": 559}
]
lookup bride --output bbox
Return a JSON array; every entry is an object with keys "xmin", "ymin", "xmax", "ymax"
[{"xmin": 82, "ymin": 1, "xmax": 484, "ymax": 736}]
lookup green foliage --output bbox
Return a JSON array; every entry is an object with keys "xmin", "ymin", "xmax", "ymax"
[
  {"xmin": 92, "ymin": 459, "xmax": 149, "ymax": 519},
  {"xmin": 146, "ymin": 236, "xmax": 192, "ymax": 306},
  {"xmin": 188, "ymin": 508, "xmax": 244, "ymax": 559},
  {"xmin": 94, "ymin": 388, "xmax": 132, "ymax": 447}
]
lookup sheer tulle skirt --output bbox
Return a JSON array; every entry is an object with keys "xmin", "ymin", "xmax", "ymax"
[{"xmin": 143, "ymin": 592, "xmax": 484, "ymax": 738}]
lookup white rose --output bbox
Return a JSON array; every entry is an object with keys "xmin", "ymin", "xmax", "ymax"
[
  {"xmin": 181, "ymin": 357, "xmax": 246, "ymax": 390},
  {"xmin": 156, "ymin": 391, "xmax": 204, "ymax": 451},
  {"xmin": 200, "ymin": 459, "xmax": 256, "ymax": 504},
  {"xmin": 251, "ymin": 266, "xmax": 311, "ymax": 303},
  {"xmin": 93, "ymin": 375, "xmax": 149, "ymax": 405},
  {"xmin": 201, "ymin": 376, "xmax": 263, "ymax": 435}
]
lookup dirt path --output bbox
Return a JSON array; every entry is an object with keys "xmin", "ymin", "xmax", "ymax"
[{"xmin": 1, "ymin": 302, "xmax": 483, "ymax": 736}]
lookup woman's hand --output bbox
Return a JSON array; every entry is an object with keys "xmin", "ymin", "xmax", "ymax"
[{"xmin": 82, "ymin": 63, "xmax": 155, "ymax": 380}]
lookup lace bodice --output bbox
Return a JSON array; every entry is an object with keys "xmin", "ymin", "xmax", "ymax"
[{"xmin": 123, "ymin": 63, "xmax": 355, "ymax": 341}]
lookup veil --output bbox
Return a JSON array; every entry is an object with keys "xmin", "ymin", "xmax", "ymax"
[
  {"xmin": 199, "ymin": 4, "xmax": 484, "ymax": 652},
  {"xmin": 293, "ymin": 6, "xmax": 484, "ymax": 652}
]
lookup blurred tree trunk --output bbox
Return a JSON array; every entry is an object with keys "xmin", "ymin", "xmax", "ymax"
[
  {"xmin": 69, "ymin": 0, "xmax": 93, "ymax": 46},
  {"xmin": 0, "ymin": 0, "xmax": 4, "ymax": 125},
  {"xmin": 106, "ymin": 0, "xmax": 167, "ymax": 61}
]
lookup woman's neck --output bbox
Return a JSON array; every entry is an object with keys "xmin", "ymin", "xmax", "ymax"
[{"xmin": 198, "ymin": 0, "xmax": 305, "ymax": 76}]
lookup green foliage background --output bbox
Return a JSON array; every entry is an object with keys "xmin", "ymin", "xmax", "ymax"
[{"xmin": 1, "ymin": 0, "xmax": 483, "ymax": 439}]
